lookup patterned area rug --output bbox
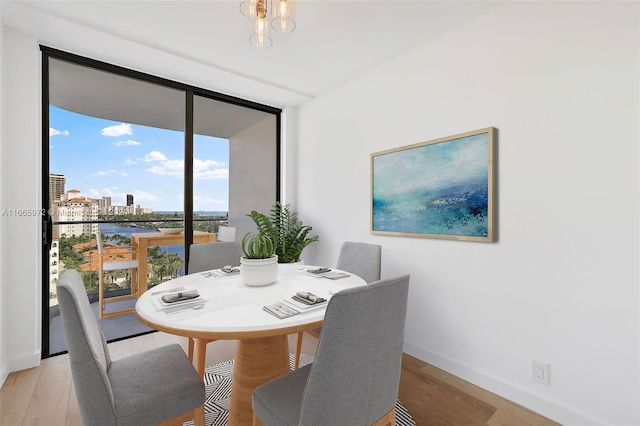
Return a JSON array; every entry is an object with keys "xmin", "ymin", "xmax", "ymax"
[{"xmin": 184, "ymin": 354, "xmax": 416, "ymax": 426}]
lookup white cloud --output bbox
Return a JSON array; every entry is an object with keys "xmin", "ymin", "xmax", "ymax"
[
  {"xmin": 130, "ymin": 189, "xmax": 159, "ymax": 204},
  {"xmin": 193, "ymin": 196, "xmax": 227, "ymax": 211},
  {"xmin": 125, "ymin": 158, "xmax": 137, "ymax": 165},
  {"xmin": 194, "ymin": 158, "xmax": 227, "ymax": 180},
  {"xmin": 194, "ymin": 158, "xmax": 224, "ymax": 172},
  {"xmin": 101, "ymin": 123, "xmax": 132, "ymax": 137},
  {"xmin": 100, "ymin": 188, "xmax": 159, "ymax": 205},
  {"xmin": 146, "ymin": 159, "xmax": 183, "ymax": 177},
  {"xmin": 141, "ymin": 151, "xmax": 167, "ymax": 162},
  {"xmin": 101, "ymin": 187, "xmax": 117, "ymax": 197},
  {"xmin": 92, "ymin": 169, "xmax": 118, "ymax": 177},
  {"xmin": 50, "ymin": 128, "xmax": 69, "ymax": 136},
  {"xmin": 194, "ymin": 169, "xmax": 229, "ymax": 180},
  {"xmin": 113, "ymin": 139, "xmax": 141, "ymax": 147},
  {"xmin": 145, "ymin": 157, "xmax": 228, "ymax": 180},
  {"xmin": 122, "ymin": 172, "xmax": 128, "ymax": 177}
]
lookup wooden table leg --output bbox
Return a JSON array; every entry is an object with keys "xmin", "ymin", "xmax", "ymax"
[
  {"xmin": 228, "ymin": 335, "xmax": 290, "ymax": 426},
  {"xmin": 193, "ymin": 338, "xmax": 208, "ymax": 378},
  {"xmin": 192, "ymin": 338, "xmax": 207, "ymax": 425}
]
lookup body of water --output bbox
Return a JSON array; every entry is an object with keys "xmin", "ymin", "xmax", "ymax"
[
  {"xmin": 98, "ymin": 223, "xmax": 186, "ymax": 261},
  {"xmin": 155, "ymin": 211, "xmax": 228, "ymax": 216}
]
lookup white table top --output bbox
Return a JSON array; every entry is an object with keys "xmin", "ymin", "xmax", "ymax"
[{"xmin": 135, "ymin": 264, "xmax": 366, "ymax": 339}]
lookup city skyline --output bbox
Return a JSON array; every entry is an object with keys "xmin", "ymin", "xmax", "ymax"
[{"xmin": 49, "ymin": 105, "xmax": 230, "ymax": 212}]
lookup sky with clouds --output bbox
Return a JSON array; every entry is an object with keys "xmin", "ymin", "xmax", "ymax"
[{"xmin": 49, "ymin": 106, "xmax": 229, "ymax": 212}]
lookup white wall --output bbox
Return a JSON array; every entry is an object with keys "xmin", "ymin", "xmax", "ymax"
[
  {"xmin": 1, "ymin": 2, "xmax": 638, "ymax": 424},
  {"xmin": 296, "ymin": 2, "xmax": 639, "ymax": 425},
  {"xmin": 0, "ymin": 26, "xmax": 42, "ymax": 380},
  {"xmin": 0, "ymin": 4, "xmax": 5, "ymax": 386},
  {"xmin": 229, "ymin": 116, "xmax": 278, "ymax": 239}
]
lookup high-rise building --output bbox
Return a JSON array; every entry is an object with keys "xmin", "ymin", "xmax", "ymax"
[
  {"xmin": 49, "ymin": 173, "xmax": 66, "ymax": 210},
  {"xmin": 98, "ymin": 196, "xmax": 112, "ymax": 215},
  {"xmin": 52, "ymin": 190, "xmax": 98, "ymax": 237},
  {"xmin": 126, "ymin": 194, "xmax": 134, "ymax": 207}
]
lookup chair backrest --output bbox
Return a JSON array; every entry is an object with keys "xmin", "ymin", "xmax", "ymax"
[
  {"xmin": 335, "ymin": 241, "xmax": 382, "ymax": 284},
  {"xmin": 57, "ymin": 269, "xmax": 117, "ymax": 423},
  {"xmin": 216, "ymin": 226, "xmax": 238, "ymax": 242},
  {"xmin": 300, "ymin": 275, "xmax": 410, "ymax": 425},
  {"xmin": 96, "ymin": 228, "xmax": 104, "ymax": 255},
  {"xmin": 188, "ymin": 241, "xmax": 242, "ymax": 274}
]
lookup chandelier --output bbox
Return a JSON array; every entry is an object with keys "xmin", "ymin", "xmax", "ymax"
[{"xmin": 240, "ymin": 0, "xmax": 296, "ymax": 48}]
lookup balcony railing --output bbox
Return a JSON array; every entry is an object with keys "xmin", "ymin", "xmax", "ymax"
[
  {"xmin": 48, "ymin": 216, "xmax": 227, "ymax": 355},
  {"xmin": 49, "ymin": 216, "xmax": 227, "ymax": 304}
]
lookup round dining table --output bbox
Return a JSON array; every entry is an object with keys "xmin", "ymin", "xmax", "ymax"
[{"xmin": 135, "ymin": 263, "xmax": 366, "ymax": 426}]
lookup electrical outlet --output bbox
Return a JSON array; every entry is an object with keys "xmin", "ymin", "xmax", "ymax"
[{"xmin": 532, "ymin": 361, "xmax": 550, "ymax": 385}]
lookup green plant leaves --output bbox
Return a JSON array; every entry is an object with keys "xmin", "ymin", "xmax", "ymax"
[
  {"xmin": 246, "ymin": 202, "xmax": 319, "ymax": 263},
  {"xmin": 241, "ymin": 232, "xmax": 276, "ymax": 259}
]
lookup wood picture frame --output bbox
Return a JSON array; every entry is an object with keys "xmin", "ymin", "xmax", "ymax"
[{"xmin": 371, "ymin": 127, "xmax": 495, "ymax": 242}]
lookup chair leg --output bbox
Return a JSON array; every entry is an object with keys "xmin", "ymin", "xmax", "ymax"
[
  {"xmin": 132, "ymin": 266, "xmax": 138, "ymax": 295},
  {"xmin": 192, "ymin": 338, "xmax": 214, "ymax": 377},
  {"xmin": 188, "ymin": 337, "xmax": 194, "ymax": 362},
  {"xmin": 98, "ymin": 269, "xmax": 104, "ymax": 319},
  {"xmin": 294, "ymin": 332, "xmax": 304, "ymax": 370},
  {"xmin": 194, "ymin": 404, "xmax": 205, "ymax": 426},
  {"xmin": 372, "ymin": 407, "xmax": 396, "ymax": 426}
]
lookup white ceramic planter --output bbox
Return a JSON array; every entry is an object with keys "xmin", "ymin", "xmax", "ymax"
[{"xmin": 240, "ymin": 255, "xmax": 279, "ymax": 287}]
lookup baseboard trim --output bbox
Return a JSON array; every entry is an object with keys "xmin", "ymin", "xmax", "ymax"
[
  {"xmin": 1, "ymin": 351, "xmax": 41, "ymax": 387},
  {"xmin": 0, "ymin": 363, "xmax": 9, "ymax": 388},
  {"xmin": 403, "ymin": 342, "xmax": 602, "ymax": 426}
]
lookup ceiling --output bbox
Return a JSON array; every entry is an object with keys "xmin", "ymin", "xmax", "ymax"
[
  {"xmin": 49, "ymin": 58, "xmax": 274, "ymax": 138},
  {"xmin": 4, "ymin": 1, "xmax": 506, "ymax": 105}
]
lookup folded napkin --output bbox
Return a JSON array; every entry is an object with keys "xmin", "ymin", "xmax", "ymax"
[
  {"xmin": 293, "ymin": 291, "xmax": 327, "ymax": 305},
  {"xmin": 161, "ymin": 289, "xmax": 200, "ymax": 303}
]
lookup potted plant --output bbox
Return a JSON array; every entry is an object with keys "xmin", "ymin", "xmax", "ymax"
[
  {"xmin": 239, "ymin": 231, "xmax": 278, "ymax": 286},
  {"xmin": 247, "ymin": 202, "xmax": 319, "ymax": 264}
]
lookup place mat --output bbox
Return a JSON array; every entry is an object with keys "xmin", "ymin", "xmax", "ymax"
[{"xmin": 151, "ymin": 289, "xmax": 204, "ymax": 310}]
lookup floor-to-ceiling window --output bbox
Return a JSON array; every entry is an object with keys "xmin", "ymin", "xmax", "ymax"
[
  {"xmin": 42, "ymin": 47, "xmax": 281, "ymax": 357},
  {"xmin": 193, "ymin": 95, "xmax": 278, "ymax": 237}
]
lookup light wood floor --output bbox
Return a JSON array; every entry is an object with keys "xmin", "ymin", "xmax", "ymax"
[{"xmin": 1, "ymin": 332, "xmax": 560, "ymax": 426}]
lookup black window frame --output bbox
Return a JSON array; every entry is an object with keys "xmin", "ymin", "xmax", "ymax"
[{"xmin": 40, "ymin": 46, "xmax": 281, "ymax": 357}]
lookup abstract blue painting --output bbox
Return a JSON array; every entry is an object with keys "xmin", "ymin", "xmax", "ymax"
[{"xmin": 371, "ymin": 128, "xmax": 495, "ymax": 242}]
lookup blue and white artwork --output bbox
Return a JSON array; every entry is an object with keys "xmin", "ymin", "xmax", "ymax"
[{"xmin": 372, "ymin": 129, "xmax": 494, "ymax": 241}]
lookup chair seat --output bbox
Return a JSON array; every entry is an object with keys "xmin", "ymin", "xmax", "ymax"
[
  {"xmin": 102, "ymin": 260, "xmax": 139, "ymax": 271},
  {"xmin": 109, "ymin": 344, "xmax": 204, "ymax": 426}
]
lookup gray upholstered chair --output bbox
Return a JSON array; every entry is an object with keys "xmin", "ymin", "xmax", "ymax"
[
  {"xmin": 187, "ymin": 241, "xmax": 242, "ymax": 274},
  {"xmin": 253, "ymin": 275, "xmax": 410, "ymax": 426},
  {"xmin": 216, "ymin": 225, "xmax": 238, "ymax": 242},
  {"xmin": 294, "ymin": 241, "xmax": 382, "ymax": 368},
  {"xmin": 56, "ymin": 269, "xmax": 205, "ymax": 426},
  {"xmin": 335, "ymin": 241, "xmax": 382, "ymax": 283},
  {"xmin": 186, "ymin": 241, "xmax": 242, "ymax": 371}
]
